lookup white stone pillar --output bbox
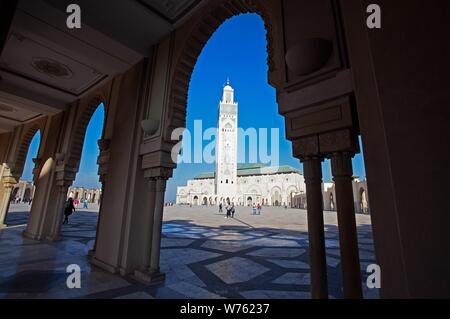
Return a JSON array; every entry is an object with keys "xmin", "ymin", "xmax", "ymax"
[
  {"xmin": 0, "ymin": 174, "xmax": 17, "ymax": 228},
  {"xmin": 46, "ymin": 186, "xmax": 69, "ymax": 241},
  {"xmin": 0, "ymin": 185, "xmax": 13, "ymax": 228}
]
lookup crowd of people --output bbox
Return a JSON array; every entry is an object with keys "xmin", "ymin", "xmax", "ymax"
[{"xmin": 10, "ymin": 196, "xmax": 32, "ymax": 205}]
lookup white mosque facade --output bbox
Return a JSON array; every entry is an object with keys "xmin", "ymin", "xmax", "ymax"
[{"xmin": 176, "ymin": 82, "xmax": 306, "ymax": 206}]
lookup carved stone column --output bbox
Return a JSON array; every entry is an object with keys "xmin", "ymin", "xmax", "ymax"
[
  {"xmin": 148, "ymin": 177, "xmax": 167, "ymax": 275},
  {"xmin": 135, "ymin": 175, "xmax": 167, "ymax": 283},
  {"xmin": 133, "ymin": 177, "xmax": 157, "ymax": 281},
  {"xmin": 302, "ymin": 156, "xmax": 329, "ymax": 299},
  {"xmin": 44, "ymin": 155, "xmax": 76, "ymax": 241},
  {"xmin": 0, "ymin": 173, "xmax": 17, "ymax": 228},
  {"xmin": 330, "ymin": 151, "xmax": 362, "ymax": 298},
  {"xmin": 47, "ymin": 185, "xmax": 70, "ymax": 241},
  {"xmin": 32, "ymin": 158, "xmax": 43, "ymax": 184},
  {"xmin": 89, "ymin": 139, "xmax": 110, "ymax": 256}
]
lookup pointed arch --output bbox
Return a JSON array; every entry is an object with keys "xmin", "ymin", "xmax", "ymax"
[
  {"xmin": 66, "ymin": 96, "xmax": 107, "ymax": 170},
  {"xmin": 12, "ymin": 121, "xmax": 44, "ymax": 177},
  {"xmin": 165, "ymin": 0, "xmax": 281, "ymax": 143}
]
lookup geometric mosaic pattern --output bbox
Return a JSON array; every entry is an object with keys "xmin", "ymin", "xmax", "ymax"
[{"xmin": 0, "ymin": 206, "xmax": 379, "ymax": 299}]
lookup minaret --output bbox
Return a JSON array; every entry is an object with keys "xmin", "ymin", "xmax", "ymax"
[{"xmin": 215, "ymin": 79, "xmax": 238, "ymax": 204}]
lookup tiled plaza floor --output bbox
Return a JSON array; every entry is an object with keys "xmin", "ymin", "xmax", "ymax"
[{"xmin": 0, "ymin": 204, "xmax": 379, "ymax": 299}]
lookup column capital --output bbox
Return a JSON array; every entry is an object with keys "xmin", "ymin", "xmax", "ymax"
[
  {"xmin": 155, "ymin": 178, "xmax": 167, "ymax": 192},
  {"xmin": 330, "ymin": 151, "xmax": 354, "ymax": 178},
  {"xmin": 301, "ymin": 156, "xmax": 324, "ymax": 182},
  {"xmin": 144, "ymin": 167, "xmax": 173, "ymax": 180},
  {"xmin": 97, "ymin": 149, "xmax": 110, "ymax": 184},
  {"xmin": 97, "ymin": 138, "xmax": 111, "ymax": 151},
  {"xmin": 1, "ymin": 164, "xmax": 19, "ymax": 188},
  {"xmin": 55, "ymin": 162, "xmax": 77, "ymax": 187},
  {"xmin": 32, "ymin": 157, "xmax": 43, "ymax": 183},
  {"xmin": 1, "ymin": 176, "xmax": 18, "ymax": 188}
]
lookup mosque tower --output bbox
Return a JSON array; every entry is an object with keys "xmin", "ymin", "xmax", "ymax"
[{"xmin": 215, "ymin": 79, "xmax": 238, "ymax": 203}]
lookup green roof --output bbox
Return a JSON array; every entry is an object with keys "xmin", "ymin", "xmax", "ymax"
[
  {"xmin": 194, "ymin": 172, "xmax": 215, "ymax": 179},
  {"xmin": 194, "ymin": 164, "xmax": 302, "ymax": 179},
  {"xmin": 237, "ymin": 163, "xmax": 266, "ymax": 170}
]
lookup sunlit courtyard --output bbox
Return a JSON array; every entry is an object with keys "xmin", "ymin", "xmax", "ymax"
[{"xmin": 0, "ymin": 204, "xmax": 378, "ymax": 299}]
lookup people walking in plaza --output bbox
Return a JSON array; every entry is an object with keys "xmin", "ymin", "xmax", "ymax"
[
  {"xmin": 219, "ymin": 203, "xmax": 223, "ymax": 213},
  {"xmin": 63, "ymin": 197, "xmax": 75, "ymax": 225},
  {"xmin": 252, "ymin": 204, "xmax": 257, "ymax": 215},
  {"xmin": 257, "ymin": 203, "xmax": 261, "ymax": 215},
  {"xmin": 83, "ymin": 198, "xmax": 88, "ymax": 209},
  {"xmin": 225, "ymin": 203, "xmax": 231, "ymax": 218}
]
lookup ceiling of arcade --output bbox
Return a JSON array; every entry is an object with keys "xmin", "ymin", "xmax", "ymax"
[{"xmin": 0, "ymin": 0, "xmax": 204, "ymax": 133}]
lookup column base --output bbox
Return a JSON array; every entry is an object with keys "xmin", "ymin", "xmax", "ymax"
[
  {"xmin": 22, "ymin": 229, "xmax": 62, "ymax": 242},
  {"xmin": 87, "ymin": 249, "xmax": 95, "ymax": 258},
  {"xmin": 90, "ymin": 255, "xmax": 120, "ymax": 274},
  {"xmin": 22, "ymin": 229, "xmax": 42, "ymax": 240},
  {"xmin": 133, "ymin": 269, "xmax": 166, "ymax": 285},
  {"xmin": 45, "ymin": 235, "xmax": 63, "ymax": 242}
]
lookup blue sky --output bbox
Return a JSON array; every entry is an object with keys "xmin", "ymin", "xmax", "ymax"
[
  {"xmin": 22, "ymin": 131, "xmax": 40, "ymax": 182},
  {"xmin": 72, "ymin": 105, "xmax": 105, "ymax": 188},
  {"xmin": 21, "ymin": 14, "xmax": 365, "ymax": 201},
  {"xmin": 165, "ymin": 14, "xmax": 366, "ymax": 202}
]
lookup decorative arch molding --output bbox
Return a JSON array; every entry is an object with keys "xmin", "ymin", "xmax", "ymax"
[
  {"xmin": 11, "ymin": 118, "xmax": 46, "ymax": 177},
  {"xmin": 270, "ymin": 185, "xmax": 282, "ymax": 195},
  {"xmin": 286, "ymin": 185, "xmax": 299, "ymax": 194},
  {"xmin": 66, "ymin": 95, "xmax": 106, "ymax": 170},
  {"xmin": 246, "ymin": 184, "xmax": 261, "ymax": 195},
  {"xmin": 165, "ymin": 0, "xmax": 282, "ymax": 143}
]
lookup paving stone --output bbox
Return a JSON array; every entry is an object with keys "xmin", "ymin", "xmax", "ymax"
[
  {"xmin": 245, "ymin": 238, "xmax": 300, "ymax": 247},
  {"xmin": 247, "ymin": 248, "xmax": 305, "ymax": 258},
  {"xmin": 206, "ymin": 257, "xmax": 269, "ymax": 284},
  {"xmin": 266, "ymin": 259, "xmax": 310, "ymax": 269},
  {"xmin": 161, "ymin": 238, "xmax": 194, "ymax": 248},
  {"xmin": 161, "ymin": 248, "xmax": 221, "ymax": 265},
  {"xmin": 272, "ymin": 272, "xmax": 310, "ymax": 285},
  {"xmin": 240, "ymin": 290, "xmax": 310, "ymax": 299},
  {"xmin": 326, "ymin": 256, "xmax": 341, "ymax": 267},
  {"xmin": 1, "ymin": 206, "xmax": 376, "ymax": 299},
  {"xmin": 201, "ymin": 240, "xmax": 253, "ymax": 252},
  {"xmin": 115, "ymin": 291, "xmax": 154, "ymax": 299},
  {"xmin": 168, "ymin": 282, "xmax": 224, "ymax": 299}
]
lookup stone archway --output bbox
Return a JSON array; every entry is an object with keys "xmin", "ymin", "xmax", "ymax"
[
  {"xmin": 156, "ymin": 0, "xmax": 364, "ymax": 299},
  {"xmin": 11, "ymin": 123, "xmax": 43, "ymax": 179},
  {"xmin": 23, "ymin": 188, "xmax": 32, "ymax": 202},
  {"xmin": 164, "ymin": 0, "xmax": 281, "ymax": 146},
  {"xmin": 271, "ymin": 187, "xmax": 282, "ymax": 206},
  {"xmin": 11, "ymin": 187, "xmax": 19, "ymax": 202},
  {"xmin": 0, "ymin": 122, "xmax": 43, "ymax": 227},
  {"xmin": 286, "ymin": 186, "xmax": 298, "ymax": 207},
  {"xmin": 65, "ymin": 97, "xmax": 107, "ymax": 173}
]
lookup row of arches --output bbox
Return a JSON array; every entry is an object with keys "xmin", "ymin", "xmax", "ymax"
[
  {"xmin": 190, "ymin": 192, "xmax": 294, "ymax": 207},
  {"xmin": 0, "ymin": 0, "xmax": 382, "ymax": 299},
  {"xmin": 1, "ymin": 100, "xmax": 106, "ymax": 232}
]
